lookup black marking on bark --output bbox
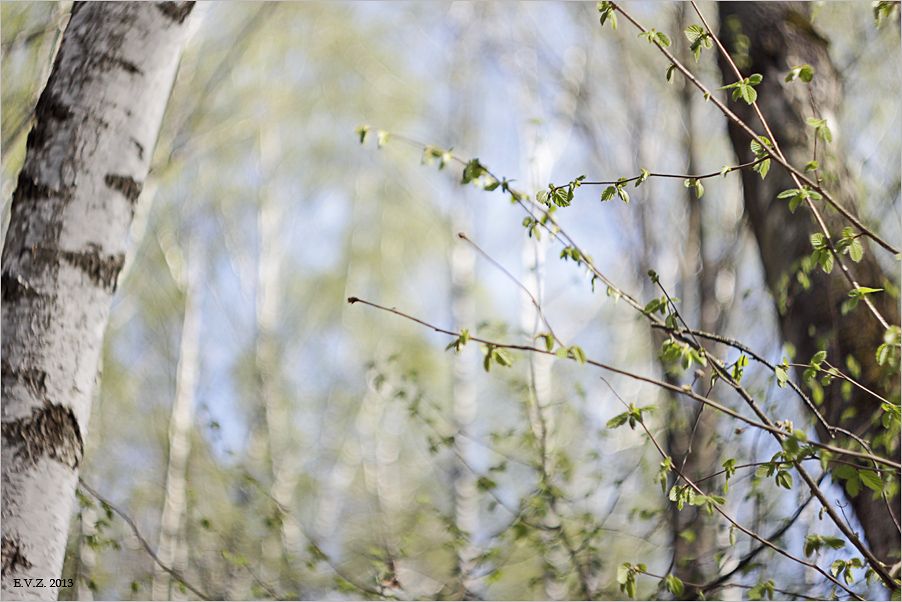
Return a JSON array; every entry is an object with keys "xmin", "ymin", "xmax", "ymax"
[
  {"xmin": 101, "ymin": 53, "xmax": 143, "ymax": 76},
  {"xmin": 11, "ymin": 172, "xmax": 52, "ymax": 205},
  {"xmin": 59, "ymin": 247, "xmax": 126, "ymax": 292},
  {"xmin": 156, "ymin": 1, "xmax": 195, "ymax": 24},
  {"xmin": 1, "ymin": 536, "xmax": 33, "ymax": 577},
  {"xmin": 28, "ymin": 90, "xmax": 71, "ymax": 152},
  {"xmin": 104, "ymin": 174, "xmax": 143, "ymax": 204},
  {"xmin": 37, "ymin": 90, "xmax": 71, "ymax": 123},
  {"xmin": 0, "ymin": 273, "xmax": 38, "ymax": 302},
  {"xmin": 131, "ymin": 138, "xmax": 145, "ymax": 160},
  {"xmin": 1, "ymin": 360, "xmax": 49, "ymax": 401},
  {"xmin": 1, "ymin": 404, "xmax": 84, "ymax": 470}
]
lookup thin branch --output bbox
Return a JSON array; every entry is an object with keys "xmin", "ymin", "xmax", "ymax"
[
  {"xmin": 346, "ymin": 298, "xmax": 900, "ymax": 471},
  {"xmin": 77, "ymin": 479, "xmax": 213, "ymax": 601},
  {"xmin": 458, "ymin": 232, "xmax": 562, "ymax": 347}
]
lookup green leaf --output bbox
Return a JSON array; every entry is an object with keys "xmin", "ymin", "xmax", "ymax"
[
  {"xmin": 775, "ymin": 470, "xmax": 793, "ymax": 490},
  {"xmin": 684, "ymin": 24, "xmax": 705, "ymax": 43},
  {"xmin": 665, "ymin": 63, "xmax": 676, "ymax": 83},
  {"xmin": 811, "ymin": 350, "xmax": 827, "ymax": 365},
  {"xmin": 569, "ymin": 345, "xmax": 587, "ymax": 364},
  {"xmin": 755, "ymin": 464, "xmax": 775, "ymax": 478},
  {"xmin": 461, "ymin": 158, "xmax": 486, "ymax": 184},
  {"xmin": 598, "ymin": 2, "xmax": 618, "ymax": 29},
  {"xmin": 804, "ymin": 160, "xmax": 819, "ymax": 172},
  {"xmin": 664, "ymin": 574, "xmax": 684, "ymax": 597},
  {"xmin": 786, "ymin": 64, "xmax": 814, "ymax": 83},
  {"xmin": 655, "ymin": 31, "xmax": 671, "ymax": 47},
  {"xmin": 601, "ymin": 186, "xmax": 617, "ymax": 202},
  {"xmin": 747, "ymin": 73, "xmax": 763, "ymax": 85},
  {"xmin": 616, "ymin": 562, "xmax": 631, "ymax": 585},
  {"xmin": 606, "ymin": 412, "xmax": 630, "ymax": 429},
  {"xmin": 720, "ymin": 165, "xmax": 731, "ymax": 177},
  {"xmin": 535, "ymin": 332, "xmax": 555, "ymax": 353},
  {"xmin": 636, "ymin": 169, "xmax": 650, "ymax": 187},
  {"xmin": 774, "ymin": 363, "xmax": 789, "ymax": 388},
  {"xmin": 445, "ymin": 329, "xmax": 471, "ymax": 355},
  {"xmin": 355, "ymin": 125, "xmax": 371, "ymax": 144},
  {"xmin": 859, "ymin": 469, "xmax": 884, "ymax": 493},
  {"xmin": 617, "ymin": 185, "xmax": 630, "ymax": 203}
]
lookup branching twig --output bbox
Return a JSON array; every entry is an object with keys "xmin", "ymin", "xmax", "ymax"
[{"xmin": 77, "ymin": 478, "xmax": 214, "ymax": 601}]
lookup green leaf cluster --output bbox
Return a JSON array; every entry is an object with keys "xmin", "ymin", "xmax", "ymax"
[
  {"xmin": 481, "ymin": 344, "xmax": 513, "ymax": 372},
  {"xmin": 731, "ymin": 354, "xmax": 748, "ymax": 383},
  {"xmin": 719, "ymin": 73, "xmax": 763, "ymax": 104},
  {"xmin": 684, "ymin": 24, "xmax": 712, "ymax": 62},
  {"xmin": 601, "ymin": 178, "xmax": 629, "ymax": 203},
  {"xmin": 537, "ymin": 175, "xmax": 585, "ymax": 208},
  {"xmin": 461, "ymin": 158, "xmax": 487, "ymax": 185},
  {"xmin": 803, "ymin": 350, "xmax": 827, "ymax": 382},
  {"xmin": 683, "ymin": 177, "xmax": 704, "ymax": 198},
  {"xmin": 597, "ymin": 1, "xmax": 617, "ymax": 29},
  {"xmin": 833, "ymin": 464, "xmax": 885, "ymax": 496},
  {"xmin": 834, "ymin": 227, "xmax": 864, "ymax": 262},
  {"xmin": 668, "ymin": 485, "xmax": 724, "ymax": 515},
  {"xmin": 876, "ymin": 326, "xmax": 901, "ymax": 369},
  {"xmin": 660, "ymin": 573, "xmax": 685, "ymax": 597},
  {"xmin": 785, "ymin": 64, "xmax": 814, "ymax": 83},
  {"xmin": 845, "ymin": 285, "xmax": 883, "ymax": 314},
  {"xmin": 807, "ymin": 117, "xmax": 833, "ymax": 143},
  {"xmin": 804, "ymin": 534, "xmax": 846, "ymax": 557},
  {"xmin": 606, "ymin": 403, "xmax": 656, "ymax": 430},
  {"xmin": 749, "ymin": 136, "xmax": 772, "ymax": 179},
  {"xmin": 809, "ymin": 233, "xmax": 834, "ymax": 274},
  {"xmin": 555, "ymin": 344, "xmax": 587, "ymax": 364},
  {"xmin": 661, "ymin": 339, "xmax": 707, "ymax": 370},
  {"xmin": 748, "ymin": 580, "xmax": 775, "ymax": 600},
  {"xmin": 422, "ymin": 145, "xmax": 454, "ymax": 169},
  {"xmin": 638, "ymin": 28, "xmax": 672, "ymax": 47},
  {"xmin": 444, "ymin": 329, "xmax": 470, "ymax": 355},
  {"xmin": 830, "ymin": 557, "xmax": 865, "ymax": 586},
  {"xmin": 777, "ymin": 185, "xmax": 822, "ymax": 213},
  {"xmin": 874, "ymin": 1, "xmax": 899, "ymax": 28},
  {"xmin": 616, "ymin": 562, "xmax": 646, "ymax": 600},
  {"xmin": 754, "ymin": 458, "xmax": 794, "ymax": 490}
]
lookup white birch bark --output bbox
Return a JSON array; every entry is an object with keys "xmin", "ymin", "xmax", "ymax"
[
  {"xmin": 445, "ymin": 4, "xmax": 482, "ymax": 595},
  {"xmin": 510, "ymin": 6, "xmax": 585, "ymax": 599},
  {"xmin": 152, "ymin": 234, "xmax": 205, "ymax": 601},
  {"xmin": 1, "ymin": 3, "xmax": 194, "ymax": 599}
]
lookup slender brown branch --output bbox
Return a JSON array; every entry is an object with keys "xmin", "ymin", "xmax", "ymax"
[
  {"xmin": 346, "ymin": 297, "xmax": 900, "ymax": 471},
  {"xmin": 457, "ymin": 232, "xmax": 562, "ymax": 347},
  {"xmin": 77, "ymin": 479, "xmax": 213, "ymax": 601}
]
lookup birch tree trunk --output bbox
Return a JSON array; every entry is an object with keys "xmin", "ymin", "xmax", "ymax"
[
  {"xmin": 152, "ymin": 233, "xmax": 205, "ymax": 601},
  {"xmin": 1, "ymin": 3, "xmax": 194, "ymax": 599}
]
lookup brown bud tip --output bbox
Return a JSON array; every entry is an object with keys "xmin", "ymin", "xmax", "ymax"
[{"xmin": 347, "ymin": 297, "xmax": 359, "ymax": 304}]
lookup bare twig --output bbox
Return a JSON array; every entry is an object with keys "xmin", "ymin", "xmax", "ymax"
[{"xmin": 77, "ymin": 479, "xmax": 213, "ymax": 601}]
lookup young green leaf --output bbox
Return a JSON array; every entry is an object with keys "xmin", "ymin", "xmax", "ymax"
[{"xmin": 665, "ymin": 63, "xmax": 676, "ymax": 83}]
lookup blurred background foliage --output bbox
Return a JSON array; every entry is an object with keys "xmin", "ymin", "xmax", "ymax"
[{"xmin": 1, "ymin": 2, "xmax": 899, "ymax": 600}]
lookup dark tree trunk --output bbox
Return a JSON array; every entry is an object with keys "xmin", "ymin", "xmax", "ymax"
[{"xmin": 717, "ymin": 2, "xmax": 900, "ymax": 565}]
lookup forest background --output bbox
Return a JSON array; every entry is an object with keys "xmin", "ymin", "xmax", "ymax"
[{"xmin": 1, "ymin": 2, "xmax": 900, "ymax": 601}]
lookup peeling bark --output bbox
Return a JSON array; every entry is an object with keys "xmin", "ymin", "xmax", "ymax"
[{"xmin": 1, "ymin": 3, "xmax": 194, "ymax": 599}]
